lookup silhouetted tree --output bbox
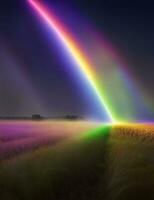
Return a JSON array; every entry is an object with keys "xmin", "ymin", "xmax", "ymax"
[
  {"xmin": 32, "ymin": 114, "xmax": 43, "ymax": 120},
  {"xmin": 64, "ymin": 115, "xmax": 82, "ymax": 120}
]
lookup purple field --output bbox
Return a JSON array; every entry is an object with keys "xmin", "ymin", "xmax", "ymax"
[{"xmin": 0, "ymin": 120, "xmax": 99, "ymax": 161}]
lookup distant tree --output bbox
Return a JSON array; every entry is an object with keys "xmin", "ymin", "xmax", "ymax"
[
  {"xmin": 32, "ymin": 114, "xmax": 43, "ymax": 120},
  {"xmin": 64, "ymin": 115, "xmax": 82, "ymax": 120}
]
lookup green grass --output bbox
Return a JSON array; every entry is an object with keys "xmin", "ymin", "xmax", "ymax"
[{"xmin": 1, "ymin": 124, "xmax": 154, "ymax": 200}]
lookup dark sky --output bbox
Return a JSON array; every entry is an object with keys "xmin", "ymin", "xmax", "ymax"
[{"xmin": 0, "ymin": 0, "xmax": 154, "ymax": 119}]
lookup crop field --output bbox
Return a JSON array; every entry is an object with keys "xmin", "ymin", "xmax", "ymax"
[{"xmin": 0, "ymin": 121, "xmax": 154, "ymax": 200}]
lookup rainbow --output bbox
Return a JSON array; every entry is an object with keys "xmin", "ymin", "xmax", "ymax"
[{"xmin": 28, "ymin": 0, "xmax": 116, "ymax": 123}]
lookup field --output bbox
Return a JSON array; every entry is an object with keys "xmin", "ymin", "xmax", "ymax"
[{"xmin": 0, "ymin": 121, "xmax": 154, "ymax": 200}]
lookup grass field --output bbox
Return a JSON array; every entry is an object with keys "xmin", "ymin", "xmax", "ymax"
[{"xmin": 0, "ymin": 121, "xmax": 154, "ymax": 200}]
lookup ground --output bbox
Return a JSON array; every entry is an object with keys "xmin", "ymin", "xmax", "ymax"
[{"xmin": 0, "ymin": 121, "xmax": 154, "ymax": 200}]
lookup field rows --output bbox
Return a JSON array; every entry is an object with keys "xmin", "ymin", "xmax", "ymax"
[{"xmin": 0, "ymin": 120, "xmax": 99, "ymax": 161}]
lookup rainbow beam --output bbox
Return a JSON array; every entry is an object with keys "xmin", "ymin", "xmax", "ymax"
[{"xmin": 28, "ymin": 0, "xmax": 115, "ymax": 123}]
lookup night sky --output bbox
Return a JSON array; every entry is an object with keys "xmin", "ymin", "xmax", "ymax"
[{"xmin": 0, "ymin": 0, "xmax": 154, "ymax": 119}]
